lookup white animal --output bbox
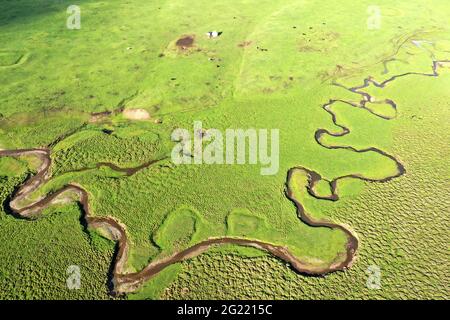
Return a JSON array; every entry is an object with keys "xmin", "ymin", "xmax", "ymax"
[{"xmin": 206, "ymin": 31, "xmax": 220, "ymax": 38}]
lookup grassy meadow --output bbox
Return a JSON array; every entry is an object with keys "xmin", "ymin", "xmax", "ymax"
[{"xmin": 0, "ymin": 0, "xmax": 449, "ymax": 299}]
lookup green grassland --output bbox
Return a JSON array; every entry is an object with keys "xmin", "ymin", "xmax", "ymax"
[
  {"xmin": 0, "ymin": 0, "xmax": 449, "ymax": 299},
  {"xmin": 163, "ymin": 72, "xmax": 450, "ymax": 300},
  {"xmin": 0, "ymin": 174, "xmax": 115, "ymax": 299}
]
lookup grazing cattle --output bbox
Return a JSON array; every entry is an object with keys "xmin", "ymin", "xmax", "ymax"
[{"xmin": 206, "ymin": 31, "xmax": 222, "ymax": 38}]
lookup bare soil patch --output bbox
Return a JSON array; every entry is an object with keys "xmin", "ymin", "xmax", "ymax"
[
  {"xmin": 123, "ymin": 108, "xmax": 150, "ymax": 120},
  {"xmin": 238, "ymin": 41, "xmax": 252, "ymax": 48},
  {"xmin": 176, "ymin": 36, "xmax": 195, "ymax": 49}
]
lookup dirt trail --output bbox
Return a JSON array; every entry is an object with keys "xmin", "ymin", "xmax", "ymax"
[{"xmin": 0, "ymin": 55, "xmax": 448, "ymax": 295}]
